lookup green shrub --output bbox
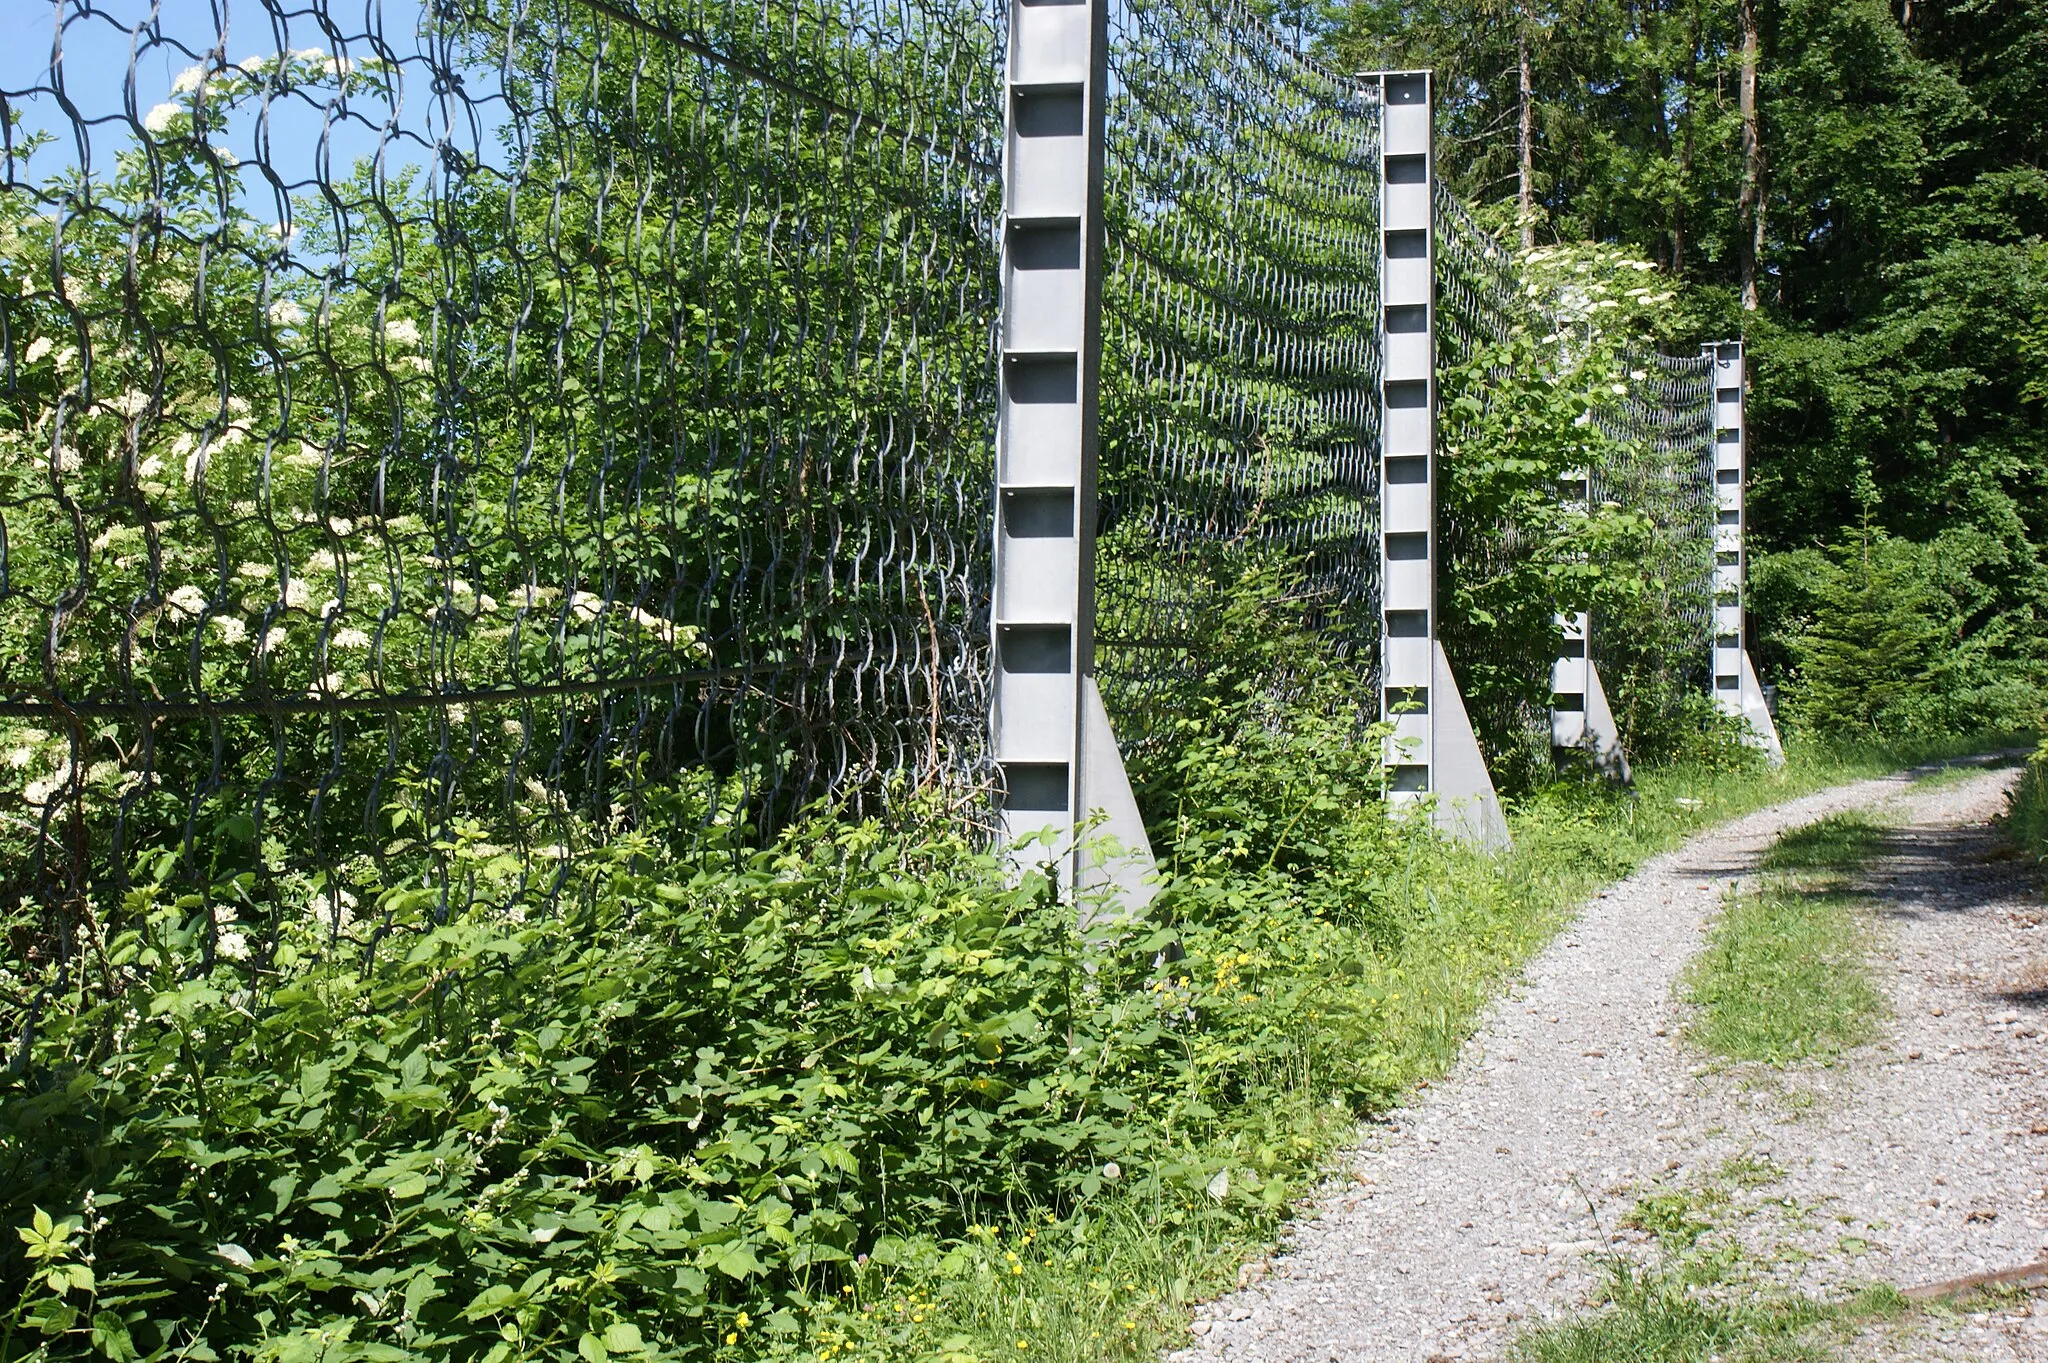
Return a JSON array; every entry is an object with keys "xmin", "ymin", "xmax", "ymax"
[{"xmin": 2008, "ymin": 740, "xmax": 2048, "ymax": 858}]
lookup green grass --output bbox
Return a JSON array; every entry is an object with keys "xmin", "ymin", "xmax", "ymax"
[
  {"xmin": 1682, "ymin": 811, "xmax": 1891, "ymax": 1063},
  {"xmin": 1510, "ymin": 1261, "xmax": 1905, "ymax": 1363},
  {"xmin": 2005, "ymin": 739, "xmax": 2048, "ymax": 858}
]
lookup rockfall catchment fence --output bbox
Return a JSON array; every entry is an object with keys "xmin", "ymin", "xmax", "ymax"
[{"xmin": 0, "ymin": 0, "xmax": 1771, "ymax": 953}]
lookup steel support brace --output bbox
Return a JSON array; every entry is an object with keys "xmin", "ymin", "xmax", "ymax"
[
  {"xmin": 1705, "ymin": 341, "xmax": 1783, "ymax": 761},
  {"xmin": 1369, "ymin": 69, "xmax": 1508, "ymax": 849},
  {"xmin": 991, "ymin": 0, "xmax": 1156, "ymax": 905},
  {"xmin": 1551, "ymin": 610, "xmax": 1631, "ymax": 781}
]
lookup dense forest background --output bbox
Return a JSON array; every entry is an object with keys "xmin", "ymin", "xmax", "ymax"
[{"xmin": 1331, "ymin": 0, "xmax": 2048, "ymax": 735}]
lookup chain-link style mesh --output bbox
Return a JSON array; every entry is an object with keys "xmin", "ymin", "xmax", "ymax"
[
  {"xmin": 1435, "ymin": 186, "xmax": 1521, "ymax": 367},
  {"xmin": 1589, "ymin": 343, "xmax": 1717, "ymax": 688},
  {"xmin": 1095, "ymin": 0, "xmax": 1381, "ymax": 748},
  {"xmin": 1, "ymin": 0, "xmax": 1003, "ymax": 954}
]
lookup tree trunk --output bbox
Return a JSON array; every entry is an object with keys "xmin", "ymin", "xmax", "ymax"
[
  {"xmin": 1737, "ymin": 0, "xmax": 1764, "ymax": 311},
  {"xmin": 1518, "ymin": 15, "xmax": 1536, "ymax": 251}
]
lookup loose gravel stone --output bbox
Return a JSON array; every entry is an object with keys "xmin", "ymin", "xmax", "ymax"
[{"xmin": 1172, "ymin": 760, "xmax": 2048, "ymax": 1363}]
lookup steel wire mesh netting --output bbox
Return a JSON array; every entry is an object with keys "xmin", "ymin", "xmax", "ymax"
[
  {"xmin": 0, "ymin": 0, "xmax": 1004, "ymax": 951},
  {"xmin": 1590, "ymin": 343, "xmax": 1717, "ymax": 691},
  {"xmin": 1096, "ymin": 0, "xmax": 1382, "ymax": 748}
]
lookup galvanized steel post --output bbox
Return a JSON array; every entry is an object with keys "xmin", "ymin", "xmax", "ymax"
[
  {"xmin": 1705, "ymin": 340, "xmax": 1783, "ymax": 759},
  {"xmin": 991, "ymin": 0, "xmax": 1157, "ymax": 900},
  {"xmin": 1369, "ymin": 69, "xmax": 1509, "ymax": 846}
]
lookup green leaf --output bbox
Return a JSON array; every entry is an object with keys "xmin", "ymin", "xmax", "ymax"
[{"xmin": 602, "ymin": 1323, "xmax": 645, "ymax": 1354}]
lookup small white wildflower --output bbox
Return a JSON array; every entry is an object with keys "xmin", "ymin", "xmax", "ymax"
[
  {"xmin": 1609, "ymin": 382, "xmax": 1628, "ymax": 396},
  {"xmin": 284, "ymin": 579, "xmax": 310, "ymax": 609},
  {"xmin": 308, "ymin": 671, "xmax": 345, "ymax": 695},
  {"xmin": 211, "ymin": 616, "xmax": 248, "ymax": 644},
  {"xmin": 1102, "ymin": 1162, "xmax": 1121, "ymax": 1180},
  {"xmin": 56, "ymin": 444, "xmax": 81, "ymax": 473},
  {"xmin": 143, "ymin": 102, "xmax": 183, "ymax": 134},
  {"xmin": 257, "ymin": 624, "xmax": 286, "ymax": 653},
  {"xmin": 138, "ymin": 454, "xmax": 163, "ymax": 478},
  {"xmin": 383, "ymin": 317, "xmax": 421, "ymax": 348},
  {"xmin": 171, "ymin": 65, "xmax": 205, "ymax": 95},
  {"xmin": 166, "ymin": 584, "xmax": 209, "ymax": 617},
  {"xmin": 22, "ymin": 336, "xmax": 52, "ymax": 365},
  {"xmin": 237, "ymin": 562, "xmax": 276, "ymax": 580},
  {"xmin": 477, "ymin": 593, "xmax": 497, "ymax": 613},
  {"xmin": 318, "ymin": 597, "xmax": 341, "ymax": 619},
  {"xmin": 208, "ymin": 144, "xmax": 239, "ymax": 168},
  {"xmin": 328, "ymin": 517, "xmax": 354, "ymax": 536},
  {"xmin": 267, "ymin": 298, "xmax": 305, "ymax": 328},
  {"xmin": 331, "ymin": 628, "xmax": 370, "ymax": 650},
  {"xmin": 1630, "ymin": 369, "xmax": 1647, "ymax": 381},
  {"xmin": 302, "ymin": 549, "xmax": 337, "ymax": 574},
  {"xmin": 216, "ymin": 929, "xmax": 249, "ymax": 961},
  {"xmin": 287, "ymin": 441, "xmax": 323, "ymax": 470}
]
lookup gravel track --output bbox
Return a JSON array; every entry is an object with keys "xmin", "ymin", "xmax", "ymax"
[{"xmin": 1174, "ymin": 760, "xmax": 2048, "ymax": 1362}]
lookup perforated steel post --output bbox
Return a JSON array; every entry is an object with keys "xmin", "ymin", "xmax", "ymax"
[
  {"xmin": 1708, "ymin": 341, "xmax": 1746, "ymax": 710},
  {"xmin": 1705, "ymin": 340, "xmax": 1783, "ymax": 758},
  {"xmin": 1373, "ymin": 70, "xmax": 1436, "ymax": 803},
  {"xmin": 991, "ymin": 0, "xmax": 1109, "ymax": 884}
]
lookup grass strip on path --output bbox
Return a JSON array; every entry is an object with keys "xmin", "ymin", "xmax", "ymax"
[{"xmin": 1680, "ymin": 809, "xmax": 1890, "ymax": 1064}]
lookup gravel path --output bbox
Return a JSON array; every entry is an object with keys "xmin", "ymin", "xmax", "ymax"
[{"xmin": 1174, "ymin": 760, "xmax": 2048, "ymax": 1363}]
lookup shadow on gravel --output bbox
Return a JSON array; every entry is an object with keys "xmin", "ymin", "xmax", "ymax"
[{"xmin": 1863, "ymin": 819, "xmax": 2030, "ymax": 926}]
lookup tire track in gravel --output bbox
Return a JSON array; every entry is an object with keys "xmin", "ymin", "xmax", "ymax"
[{"xmin": 1173, "ymin": 759, "xmax": 2048, "ymax": 1363}]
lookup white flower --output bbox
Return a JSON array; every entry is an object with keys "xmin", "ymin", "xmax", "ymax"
[
  {"xmin": 328, "ymin": 517, "xmax": 354, "ymax": 536},
  {"xmin": 1102, "ymin": 1161, "xmax": 1121, "ymax": 1180},
  {"xmin": 211, "ymin": 616, "xmax": 248, "ymax": 644},
  {"xmin": 166, "ymin": 584, "xmax": 209, "ymax": 617},
  {"xmin": 284, "ymin": 578, "xmax": 310, "ymax": 609},
  {"xmin": 477, "ymin": 593, "xmax": 498, "ymax": 613},
  {"xmin": 287, "ymin": 441, "xmax": 323, "ymax": 470},
  {"xmin": 171, "ymin": 65, "xmax": 205, "ymax": 95},
  {"xmin": 237, "ymin": 562, "xmax": 276, "ymax": 580},
  {"xmin": 332, "ymin": 627, "xmax": 370, "ymax": 650},
  {"xmin": 216, "ymin": 928, "xmax": 249, "ymax": 961},
  {"xmin": 1610, "ymin": 382, "xmax": 1628, "ymax": 396},
  {"xmin": 308, "ymin": 671, "xmax": 345, "ymax": 695},
  {"xmin": 208, "ymin": 145, "xmax": 239, "ymax": 168},
  {"xmin": 22, "ymin": 336, "xmax": 51, "ymax": 364},
  {"xmin": 1630, "ymin": 370, "xmax": 1647, "ymax": 381},
  {"xmin": 143, "ymin": 103, "xmax": 183, "ymax": 134},
  {"xmin": 267, "ymin": 298, "xmax": 305, "ymax": 328},
  {"xmin": 56, "ymin": 444, "xmax": 80, "ymax": 473},
  {"xmin": 383, "ymin": 317, "xmax": 421, "ymax": 348},
  {"xmin": 257, "ymin": 624, "xmax": 286, "ymax": 653},
  {"xmin": 109, "ymin": 389, "xmax": 149, "ymax": 418}
]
